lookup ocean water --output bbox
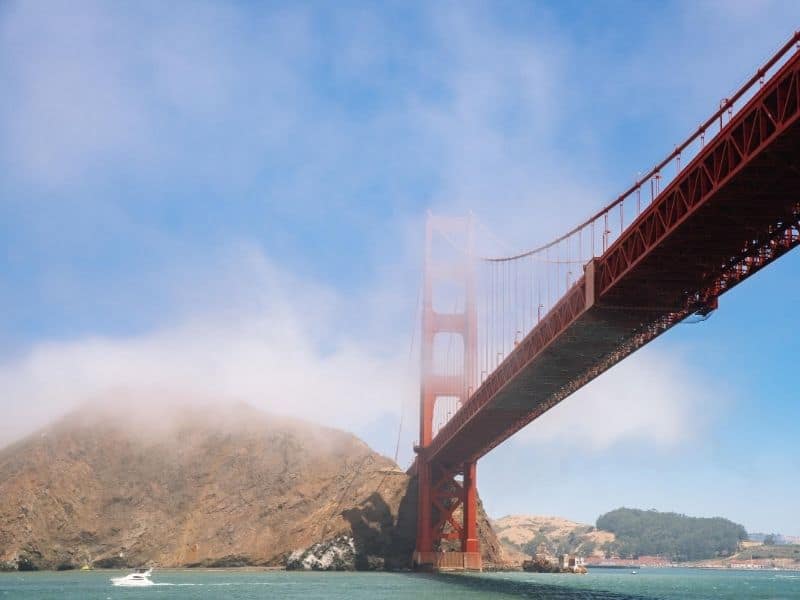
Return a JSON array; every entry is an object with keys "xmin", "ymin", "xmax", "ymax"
[{"xmin": 1, "ymin": 568, "xmax": 798, "ymax": 599}]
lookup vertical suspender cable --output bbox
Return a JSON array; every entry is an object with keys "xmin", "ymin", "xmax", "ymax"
[
  {"xmin": 485, "ymin": 262, "xmax": 489, "ymax": 380},
  {"xmin": 516, "ymin": 259, "xmax": 520, "ymax": 340},
  {"xmin": 501, "ymin": 261, "xmax": 505, "ymax": 359},
  {"xmin": 395, "ymin": 275, "xmax": 422, "ymax": 464}
]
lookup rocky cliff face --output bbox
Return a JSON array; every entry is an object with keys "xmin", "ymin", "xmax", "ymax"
[{"xmin": 0, "ymin": 402, "xmax": 504, "ymax": 570}]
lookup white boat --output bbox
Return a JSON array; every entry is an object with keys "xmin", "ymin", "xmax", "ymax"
[{"xmin": 110, "ymin": 568, "xmax": 154, "ymax": 587}]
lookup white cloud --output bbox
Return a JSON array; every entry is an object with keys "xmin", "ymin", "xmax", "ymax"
[
  {"xmin": 0, "ymin": 246, "xmax": 416, "ymax": 447},
  {"xmin": 412, "ymin": 3, "xmax": 600, "ymax": 248},
  {"xmin": 2, "ymin": 0, "xmax": 778, "ymax": 461},
  {"xmin": 0, "ymin": 0, "xmax": 313, "ymax": 188},
  {"xmin": 513, "ymin": 346, "xmax": 722, "ymax": 451},
  {"xmin": 0, "ymin": 1, "xmax": 151, "ymax": 184}
]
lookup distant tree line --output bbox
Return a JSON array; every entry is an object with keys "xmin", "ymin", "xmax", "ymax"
[{"xmin": 596, "ymin": 508, "xmax": 747, "ymax": 561}]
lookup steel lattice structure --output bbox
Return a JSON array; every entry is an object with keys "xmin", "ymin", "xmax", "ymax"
[{"xmin": 413, "ymin": 32, "xmax": 800, "ymax": 571}]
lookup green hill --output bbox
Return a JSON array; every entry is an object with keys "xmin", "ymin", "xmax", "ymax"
[{"xmin": 597, "ymin": 508, "xmax": 747, "ymax": 561}]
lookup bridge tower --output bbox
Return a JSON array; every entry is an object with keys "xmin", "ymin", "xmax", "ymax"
[{"xmin": 413, "ymin": 213, "xmax": 480, "ymax": 571}]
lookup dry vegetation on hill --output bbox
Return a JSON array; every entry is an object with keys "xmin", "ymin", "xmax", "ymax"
[
  {"xmin": 492, "ymin": 515, "xmax": 614, "ymax": 559},
  {"xmin": 0, "ymin": 401, "xmax": 505, "ymax": 571}
]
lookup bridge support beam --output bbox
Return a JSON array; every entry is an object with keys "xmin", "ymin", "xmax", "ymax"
[
  {"xmin": 414, "ymin": 213, "xmax": 480, "ymax": 571},
  {"xmin": 462, "ymin": 460, "xmax": 478, "ymax": 553},
  {"xmin": 416, "ymin": 460, "xmax": 433, "ymax": 553}
]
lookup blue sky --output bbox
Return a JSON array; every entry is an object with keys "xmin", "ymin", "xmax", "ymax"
[{"xmin": 1, "ymin": 1, "xmax": 800, "ymax": 535}]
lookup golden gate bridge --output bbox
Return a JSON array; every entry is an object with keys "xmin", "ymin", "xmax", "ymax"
[{"xmin": 411, "ymin": 31, "xmax": 800, "ymax": 571}]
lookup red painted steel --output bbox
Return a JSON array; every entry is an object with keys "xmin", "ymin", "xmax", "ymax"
[
  {"xmin": 479, "ymin": 31, "xmax": 800, "ymax": 262},
  {"xmin": 422, "ymin": 33, "xmax": 800, "ymax": 470},
  {"xmin": 413, "ymin": 34, "xmax": 800, "ymax": 569},
  {"xmin": 415, "ymin": 215, "xmax": 480, "ymax": 567}
]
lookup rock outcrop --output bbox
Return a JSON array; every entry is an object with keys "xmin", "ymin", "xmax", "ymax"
[
  {"xmin": 286, "ymin": 535, "xmax": 358, "ymax": 570},
  {"xmin": 0, "ymin": 401, "xmax": 504, "ymax": 570}
]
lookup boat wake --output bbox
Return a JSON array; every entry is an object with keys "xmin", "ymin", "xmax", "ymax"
[{"xmin": 149, "ymin": 582, "xmax": 290, "ymax": 587}]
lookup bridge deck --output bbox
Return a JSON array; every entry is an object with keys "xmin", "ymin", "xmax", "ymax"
[{"xmin": 427, "ymin": 49, "xmax": 800, "ymax": 467}]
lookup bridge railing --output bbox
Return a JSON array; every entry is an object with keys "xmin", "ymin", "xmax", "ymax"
[
  {"xmin": 430, "ymin": 31, "xmax": 800, "ymax": 441},
  {"xmin": 474, "ymin": 30, "xmax": 800, "ymax": 381}
]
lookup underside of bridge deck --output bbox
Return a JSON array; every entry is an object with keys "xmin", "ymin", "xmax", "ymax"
[{"xmin": 426, "ymin": 50, "xmax": 800, "ymax": 468}]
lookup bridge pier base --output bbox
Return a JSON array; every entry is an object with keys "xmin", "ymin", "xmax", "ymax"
[
  {"xmin": 412, "ymin": 550, "xmax": 482, "ymax": 572},
  {"xmin": 413, "ymin": 458, "xmax": 481, "ymax": 571}
]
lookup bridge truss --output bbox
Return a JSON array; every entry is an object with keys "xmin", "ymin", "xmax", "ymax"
[{"xmin": 413, "ymin": 31, "xmax": 800, "ymax": 571}]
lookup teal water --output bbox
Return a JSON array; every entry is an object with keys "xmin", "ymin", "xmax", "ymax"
[{"xmin": 1, "ymin": 568, "xmax": 798, "ymax": 599}]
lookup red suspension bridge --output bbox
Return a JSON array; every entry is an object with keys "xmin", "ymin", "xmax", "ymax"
[{"xmin": 412, "ymin": 32, "xmax": 800, "ymax": 571}]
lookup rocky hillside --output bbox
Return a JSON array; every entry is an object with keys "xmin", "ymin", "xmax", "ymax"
[
  {"xmin": 493, "ymin": 515, "xmax": 614, "ymax": 559},
  {"xmin": 0, "ymin": 401, "xmax": 505, "ymax": 571}
]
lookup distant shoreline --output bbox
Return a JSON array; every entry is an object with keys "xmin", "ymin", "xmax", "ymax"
[
  {"xmin": 590, "ymin": 564, "xmax": 800, "ymax": 573},
  {"xmin": 4, "ymin": 565, "xmax": 800, "ymax": 575}
]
